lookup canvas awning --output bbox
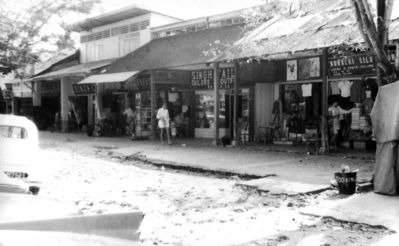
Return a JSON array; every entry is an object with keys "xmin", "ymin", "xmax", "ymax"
[
  {"xmin": 32, "ymin": 59, "xmax": 115, "ymax": 80},
  {"xmin": 78, "ymin": 71, "xmax": 139, "ymax": 84}
]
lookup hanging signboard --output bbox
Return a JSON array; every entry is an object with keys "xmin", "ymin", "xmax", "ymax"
[
  {"xmin": 328, "ymin": 53, "xmax": 376, "ymax": 78},
  {"xmin": 298, "ymin": 57, "xmax": 321, "ymax": 80},
  {"xmin": 190, "ymin": 68, "xmax": 235, "ymax": 90},
  {"xmin": 72, "ymin": 84, "xmax": 96, "ymax": 95}
]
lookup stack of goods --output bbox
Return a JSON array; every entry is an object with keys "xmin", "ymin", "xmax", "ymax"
[
  {"xmin": 359, "ymin": 116, "xmax": 367, "ymax": 130},
  {"xmin": 351, "ymin": 106, "xmax": 363, "ymax": 130}
]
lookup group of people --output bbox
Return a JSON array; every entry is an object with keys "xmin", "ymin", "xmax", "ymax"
[{"xmin": 156, "ymin": 102, "xmax": 183, "ymax": 145}]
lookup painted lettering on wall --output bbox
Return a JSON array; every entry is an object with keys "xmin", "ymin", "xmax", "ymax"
[
  {"xmin": 190, "ymin": 68, "xmax": 235, "ymax": 89},
  {"xmin": 328, "ymin": 54, "xmax": 376, "ymax": 78},
  {"xmin": 191, "ymin": 70, "xmax": 214, "ymax": 89}
]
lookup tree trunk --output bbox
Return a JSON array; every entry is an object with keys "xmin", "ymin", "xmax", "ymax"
[{"xmin": 351, "ymin": 0, "xmax": 396, "ymax": 86}]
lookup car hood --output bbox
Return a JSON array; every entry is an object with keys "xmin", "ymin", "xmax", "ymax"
[{"xmin": 0, "ymin": 230, "xmax": 139, "ymax": 246}]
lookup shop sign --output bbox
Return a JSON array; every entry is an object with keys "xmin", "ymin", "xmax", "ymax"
[
  {"xmin": 190, "ymin": 68, "xmax": 235, "ymax": 90},
  {"xmin": 41, "ymin": 82, "xmax": 60, "ymax": 97},
  {"xmin": 104, "ymin": 82, "xmax": 127, "ymax": 94},
  {"xmin": 136, "ymin": 77, "xmax": 151, "ymax": 90},
  {"xmin": 72, "ymin": 84, "xmax": 96, "ymax": 95},
  {"xmin": 191, "ymin": 69, "xmax": 214, "ymax": 89},
  {"xmin": 328, "ymin": 53, "xmax": 376, "ymax": 78},
  {"xmin": 219, "ymin": 67, "xmax": 235, "ymax": 89},
  {"xmin": 298, "ymin": 57, "xmax": 320, "ymax": 80}
]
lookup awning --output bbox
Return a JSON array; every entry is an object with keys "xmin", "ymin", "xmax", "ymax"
[
  {"xmin": 78, "ymin": 71, "xmax": 139, "ymax": 84},
  {"xmin": 32, "ymin": 59, "xmax": 115, "ymax": 80}
]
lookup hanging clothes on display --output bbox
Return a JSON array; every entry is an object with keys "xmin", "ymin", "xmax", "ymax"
[
  {"xmin": 328, "ymin": 81, "xmax": 340, "ymax": 106},
  {"xmin": 338, "ymin": 80, "xmax": 353, "ymax": 109},
  {"xmin": 371, "ymin": 82, "xmax": 399, "ymax": 195}
]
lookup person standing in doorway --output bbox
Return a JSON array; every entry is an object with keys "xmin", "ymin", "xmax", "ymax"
[
  {"xmin": 157, "ymin": 102, "xmax": 171, "ymax": 144},
  {"xmin": 328, "ymin": 101, "xmax": 352, "ymax": 148},
  {"xmin": 123, "ymin": 105, "xmax": 136, "ymax": 139}
]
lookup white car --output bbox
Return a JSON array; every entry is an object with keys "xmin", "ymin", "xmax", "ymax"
[{"xmin": 0, "ymin": 114, "xmax": 41, "ymax": 194}]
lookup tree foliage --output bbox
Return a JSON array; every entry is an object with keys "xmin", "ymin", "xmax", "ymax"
[
  {"xmin": 0, "ymin": 0, "xmax": 100, "ymax": 75},
  {"xmin": 350, "ymin": 0, "xmax": 395, "ymax": 86}
]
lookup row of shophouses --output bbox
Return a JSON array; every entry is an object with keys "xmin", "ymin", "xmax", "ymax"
[{"xmin": 3, "ymin": 0, "xmax": 399, "ymax": 152}]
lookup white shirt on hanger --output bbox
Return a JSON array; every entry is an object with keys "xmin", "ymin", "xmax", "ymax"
[
  {"xmin": 338, "ymin": 81, "xmax": 353, "ymax": 98},
  {"xmin": 301, "ymin": 83, "xmax": 312, "ymax": 97},
  {"xmin": 330, "ymin": 81, "xmax": 340, "ymax": 95}
]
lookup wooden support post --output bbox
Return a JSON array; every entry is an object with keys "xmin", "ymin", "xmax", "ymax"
[
  {"xmin": 150, "ymin": 72, "xmax": 156, "ymax": 140},
  {"xmin": 321, "ymin": 47, "xmax": 329, "ymax": 153},
  {"xmin": 213, "ymin": 62, "xmax": 220, "ymax": 146},
  {"xmin": 395, "ymin": 41, "xmax": 399, "ymax": 72},
  {"xmin": 233, "ymin": 61, "xmax": 239, "ymax": 145},
  {"xmin": 60, "ymin": 78, "xmax": 69, "ymax": 132}
]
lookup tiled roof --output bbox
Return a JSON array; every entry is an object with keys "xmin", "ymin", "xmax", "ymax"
[
  {"xmin": 215, "ymin": 0, "xmax": 399, "ymax": 61},
  {"xmin": 106, "ymin": 24, "xmax": 248, "ymax": 73}
]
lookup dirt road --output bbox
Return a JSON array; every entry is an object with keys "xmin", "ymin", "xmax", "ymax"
[{"xmin": 36, "ymin": 134, "xmax": 393, "ymax": 245}]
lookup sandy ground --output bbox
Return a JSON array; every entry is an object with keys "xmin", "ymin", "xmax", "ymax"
[{"xmin": 35, "ymin": 132, "xmax": 394, "ymax": 245}]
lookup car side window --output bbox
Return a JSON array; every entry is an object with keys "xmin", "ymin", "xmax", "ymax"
[
  {"xmin": 0, "ymin": 125, "xmax": 28, "ymax": 139},
  {"xmin": 0, "ymin": 126, "xmax": 8, "ymax": 138}
]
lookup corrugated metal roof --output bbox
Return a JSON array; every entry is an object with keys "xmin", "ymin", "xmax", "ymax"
[
  {"xmin": 78, "ymin": 71, "xmax": 139, "ymax": 84},
  {"xmin": 215, "ymin": 0, "xmax": 399, "ymax": 61},
  {"xmin": 32, "ymin": 59, "xmax": 115, "ymax": 80},
  {"xmin": 105, "ymin": 24, "xmax": 248, "ymax": 73}
]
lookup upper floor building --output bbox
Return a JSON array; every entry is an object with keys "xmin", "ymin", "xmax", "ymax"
[{"xmin": 70, "ymin": 5, "xmax": 182, "ymax": 64}]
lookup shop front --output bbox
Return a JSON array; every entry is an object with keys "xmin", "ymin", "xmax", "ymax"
[
  {"xmin": 70, "ymin": 83, "xmax": 95, "ymax": 132},
  {"xmin": 34, "ymin": 80, "xmax": 60, "ymax": 130},
  {"xmin": 327, "ymin": 53, "xmax": 380, "ymax": 151},
  {"xmin": 269, "ymin": 56, "xmax": 323, "ymax": 145},
  {"xmin": 126, "ymin": 70, "xmax": 193, "ymax": 139},
  {"xmin": 96, "ymin": 82, "xmax": 128, "ymax": 135},
  {"xmin": 191, "ymin": 67, "xmax": 253, "ymax": 141}
]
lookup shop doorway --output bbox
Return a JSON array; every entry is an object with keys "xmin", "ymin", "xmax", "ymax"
[
  {"xmin": 35, "ymin": 96, "xmax": 60, "ymax": 130},
  {"xmin": 68, "ymin": 96, "xmax": 88, "ymax": 131},
  {"xmin": 226, "ymin": 89, "xmax": 251, "ymax": 142}
]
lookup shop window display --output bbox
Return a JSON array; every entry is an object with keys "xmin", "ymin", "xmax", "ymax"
[
  {"xmin": 195, "ymin": 90, "xmax": 226, "ymax": 129},
  {"xmin": 135, "ymin": 91, "xmax": 152, "ymax": 138},
  {"xmin": 327, "ymin": 79, "xmax": 377, "ymax": 150},
  {"xmin": 279, "ymin": 83, "xmax": 322, "ymax": 144}
]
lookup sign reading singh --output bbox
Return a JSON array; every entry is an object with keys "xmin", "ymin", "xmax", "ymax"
[{"xmin": 191, "ymin": 67, "xmax": 235, "ymax": 90}]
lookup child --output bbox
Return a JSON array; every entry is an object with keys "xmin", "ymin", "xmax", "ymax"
[{"xmin": 170, "ymin": 121, "xmax": 177, "ymax": 143}]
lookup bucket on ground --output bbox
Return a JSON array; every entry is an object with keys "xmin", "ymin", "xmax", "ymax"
[{"xmin": 334, "ymin": 171, "xmax": 357, "ymax": 195}]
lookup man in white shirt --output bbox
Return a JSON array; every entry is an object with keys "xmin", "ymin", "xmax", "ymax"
[{"xmin": 156, "ymin": 102, "xmax": 171, "ymax": 144}]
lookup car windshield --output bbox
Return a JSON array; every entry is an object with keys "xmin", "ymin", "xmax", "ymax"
[{"xmin": 0, "ymin": 125, "xmax": 28, "ymax": 139}]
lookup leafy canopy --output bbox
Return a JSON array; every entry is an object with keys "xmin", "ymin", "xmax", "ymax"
[{"xmin": 0, "ymin": 0, "xmax": 100, "ymax": 75}]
